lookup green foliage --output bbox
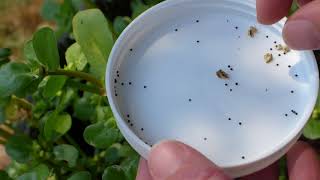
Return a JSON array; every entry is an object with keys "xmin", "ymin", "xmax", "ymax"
[
  {"xmin": 32, "ymin": 27, "xmax": 60, "ymax": 70},
  {"xmin": 53, "ymin": 144, "xmax": 79, "ymax": 168},
  {"xmin": 5, "ymin": 135, "xmax": 33, "ymax": 163},
  {"xmin": 83, "ymin": 119, "xmax": 123, "ymax": 149},
  {"xmin": 17, "ymin": 164, "xmax": 50, "ymax": 180},
  {"xmin": 131, "ymin": 0, "xmax": 150, "ymax": 18},
  {"xmin": 73, "ymin": 9, "xmax": 114, "ymax": 80},
  {"xmin": 68, "ymin": 171, "xmax": 91, "ymax": 180},
  {"xmin": 43, "ymin": 112, "xmax": 72, "ymax": 141},
  {"xmin": 66, "ymin": 43, "xmax": 87, "ymax": 71},
  {"xmin": 0, "ymin": 48, "xmax": 11, "ymax": 66},
  {"xmin": 0, "ymin": 170, "xmax": 11, "ymax": 180},
  {"xmin": 289, "ymin": 0, "xmax": 299, "ymax": 16},
  {"xmin": 0, "ymin": 62, "xmax": 34, "ymax": 98},
  {"xmin": 113, "ymin": 16, "xmax": 132, "ymax": 36},
  {"xmin": 42, "ymin": 76, "xmax": 67, "ymax": 98},
  {"xmin": 102, "ymin": 166, "xmax": 126, "ymax": 180},
  {"xmin": 303, "ymin": 109, "xmax": 320, "ymax": 140}
]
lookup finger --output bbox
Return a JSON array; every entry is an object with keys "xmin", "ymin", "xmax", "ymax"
[
  {"xmin": 256, "ymin": 0, "xmax": 293, "ymax": 25},
  {"xmin": 240, "ymin": 161, "xmax": 279, "ymax": 180},
  {"xmin": 283, "ymin": 0, "xmax": 320, "ymax": 50},
  {"xmin": 297, "ymin": 0, "xmax": 313, "ymax": 6},
  {"xmin": 287, "ymin": 141, "xmax": 320, "ymax": 180},
  {"xmin": 136, "ymin": 158, "xmax": 153, "ymax": 180},
  {"xmin": 147, "ymin": 140, "xmax": 231, "ymax": 180}
]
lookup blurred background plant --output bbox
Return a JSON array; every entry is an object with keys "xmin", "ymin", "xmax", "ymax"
[{"xmin": 0, "ymin": 0, "xmax": 319, "ymax": 180}]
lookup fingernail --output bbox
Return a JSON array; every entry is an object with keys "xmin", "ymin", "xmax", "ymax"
[
  {"xmin": 148, "ymin": 141, "xmax": 189, "ymax": 179},
  {"xmin": 283, "ymin": 20, "xmax": 320, "ymax": 50}
]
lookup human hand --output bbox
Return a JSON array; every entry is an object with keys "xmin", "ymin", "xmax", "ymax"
[
  {"xmin": 256, "ymin": 0, "xmax": 320, "ymax": 50},
  {"xmin": 136, "ymin": 141, "xmax": 320, "ymax": 180}
]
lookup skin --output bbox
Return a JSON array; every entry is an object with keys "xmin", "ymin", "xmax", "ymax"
[{"xmin": 137, "ymin": 1, "xmax": 320, "ymax": 179}]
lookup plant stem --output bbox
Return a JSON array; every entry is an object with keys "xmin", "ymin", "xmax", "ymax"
[
  {"xmin": 66, "ymin": 79, "xmax": 105, "ymax": 96},
  {"xmin": 47, "ymin": 69, "xmax": 105, "ymax": 93},
  {"xmin": 11, "ymin": 96, "xmax": 32, "ymax": 110},
  {"xmin": 64, "ymin": 134, "xmax": 87, "ymax": 158}
]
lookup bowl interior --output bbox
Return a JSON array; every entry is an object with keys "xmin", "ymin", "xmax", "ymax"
[{"xmin": 107, "ymin": 0, "xmax": 318, "ymax": 168}]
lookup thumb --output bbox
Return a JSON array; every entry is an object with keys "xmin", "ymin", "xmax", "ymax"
[
  {"xmin": 147, "ymin": 140, "xmax": 231, "ymax": 180},
  {"xmin": 283, "ymin": 0, "xmax": 320, "ymax": 50}
]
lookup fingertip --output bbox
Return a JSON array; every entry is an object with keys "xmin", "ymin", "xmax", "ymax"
[
  {"xmin": 136, "ymin": 158, "xmax": 153, "ymax": 180},
  {"xmin": 256, "ymin": 0, "xmax": 293, "ymax": 25},
  {"xmin": 148, "ymin": 140, "xmax": 230, "ymax": 180},
  {"xmin": 287, "ymin": 141, "xmax": 320, "ymax": 180}
]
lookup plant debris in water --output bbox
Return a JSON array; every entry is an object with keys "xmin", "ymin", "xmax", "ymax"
[
  {"xmin": 248, "ymin": 26, "xmax": 258, "ymax": 37},
  {"xmin": 264, "ymin": 53, "xmax": 273, "ymax": 63},
  {"xmin": 216, "ymin": 69, "xmax": 229, "ymax": 79}
]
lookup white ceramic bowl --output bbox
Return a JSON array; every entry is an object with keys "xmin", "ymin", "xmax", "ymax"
[{"xmin": 106, "ymin": 0, "xmax": 319, "ymax": 177}]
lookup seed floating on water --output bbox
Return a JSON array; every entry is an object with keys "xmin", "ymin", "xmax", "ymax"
[
  {"xmin": 248, "ymin": 26, "xmax": 258, "ymax": 37},
  {"xmin": 284, "ymin": 46, "xmax": 291, "ymax": 53},
  {"xmin": 276, "ymin": 44, "xmax": 284, "ymax": 51},
  {"xmin": 264, "ymin": 53, "xmax": 273, "ymax": 63},
  {"xmin": 216, "ymin": 69, "xmax": 229, "ymax": 79}
]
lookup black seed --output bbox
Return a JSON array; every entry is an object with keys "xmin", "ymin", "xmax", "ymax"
[
  {"xmin": 228, "ymin": 65, "xmax": 231, "ymax": 68},
  {"xmin": 130, "ymin": 123, "xmax": 133, "ymax": 126},
  {"xmin": 227, "ymin": 19, "xmax": 229, "ymax": 22},
  {"xmin": 230, "ymin": 68, "xmax": 234, "ymax": 71},
  {"xmin": 196, "ymin": 20, "xmax": 199, "ymax": 23},
  {"xmin": 288, "ymin": 65, "xmax": 291, "ymax": 68},
  {"xmin": 242, "ymin": 156, "xmax": 245, "ymax": 159},
  {"xmin": 274, "ymin": 41, "xmax": 277, "ymax": 44},
  {"xmin": 141, "ymin": 128, "xmax": 144, "ymax": 131},
  {"xmin": 130, "ymin": 48, "xmax": 133, "ymax": 51},
  {"xmin": 276, "ymin": 64, "xmax": 279, "ymax": 66},
  {"xmin": 284, "ymin": 52, "xmax": 286, "ymax": 55},
  {"xmin": 127, "ymin": 120, "xmax": 131, "ymax": 123},
  {"xmin": 197, "ymin": 40, "xmax": 200, "ymax": 43},
  {"xmin": 270, "ymin": 48, "xmax": 273, "ymax": 51},
  {"xmin": 189, "ymin": 99, "xmax": 192, "ymax": 102},
  {"xmin": 204, "ymin": 138, "xmax": 207, "ymax": 141},
  {"xmin": 295, "ymin": 74, "xmax": 298, "ymax": 77},
  {"xmin": 117, "ymin": 74, "xmax": 119, "ymax": 77},
  {"xmin": 285, "ymin": 114, "xmax": 288, "ymax": 117},
  {"xmin": 117, "ymin": 71, "xmax": 119, "ymax": 74},
  {"xmin": 115, "ymin": 94, "xmax": 118, "ymax": 96},
  {"xmin": 230, "ymin": 89, "xmax": 233, "ymax": 92},
  {"xmin": 235, "ymin": 82, "xmax": 239, "ymax": 86},
  {"xmin": 291, "ymin": 90, "xmax": 294, "ymax": 93},
  {"xmin": 235, "ymin": 26, "xmax": 238, "ymax": 29},
  {"xmin": 129, "ymin": 82, "xmax": 132, "ymax": 85},
  {"xmin": 225, "ymin": 83, "xmax": 228, "ymax": 86},
  {"xmin": 127, "ymin": 114, "xmax": 130, "ymax": 118},
  {"xmin": 228, "ymin": 118, "xmax": 231, "ymax": 121},
  {"xmin": 265, "ymin": 88, "xmax": 268, "ymax": 92},
  {"xmin": 239, "ymin": 122, "xmax": 242, "ymax": 125},
  {"xmin": 266, "ymin": 35, "xmax": 269, "ymax": 38},
  {"xmin": 121, "ymin": 83, "xmax": 124, "ymax": 86},
  {"xmin": 114, "ymin": 79, "xmax": 117, "ymax": 83},
  {"xmin": 144, "ymin": 86, "xmax": 147, "ymax": 88},
  {"xmin": 238, "ymin": 36, "xmax": 241, "ymax": 38},
  {"xmin": 278, "ymin": 54, "xmax": 281, "ymax": 57},
  {"xmin": 175, "ymin": 29, "xmax": 178, "ymax": 32},
  {"xmin": 291, "ymin": 110, "xmax": 298, "ymax": 115}
]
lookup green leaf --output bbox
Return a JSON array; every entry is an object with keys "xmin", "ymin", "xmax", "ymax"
[
  {"xmin": 0, "ymin": 62, "xmax": 34, "ymax": 98},
  {"xmin": 42, "ymin": 75, "xmax": 67, "ymax": 98},
  {"xmin": 288, "ymin": 0, "xmax": 299, "ymax": 16},
  {"xmin": 67, "ymin": 171, "xmax": 91, "ymax": 180},
  {"xmin": 5, "ymin": 135, "xmax": 33, "ymax": 163},
  {"xmin": 73, "ymin": 9, "xmax": 114, "ymax": 80},
  {"xmin": 83, "ymin": 120, "xmax": 122, "ymax": 148},
  {"xmin": 17, "ymin": 164, "xmax": 49, "ymax": 180},
  {"xmin": 73, "ymin": 97, "xmax": 95, "ymax": 121},
  {"xmin": 303, "ymin": 109, "xmax": 320, "ymax": 140},
  {"xmin": 53, "ymin": 144, "xmax": 79, "ymax": 168},
  {"xmin": 131, "ymin": 0, "xmax": 150, "ymax": 18},
  {"xmin": 0, "ymin": 97, "xmax": 10, "ymax": 123},
  {"xmin": 24, "ymin": 40, "xmax": 41, "ymax": 70},
  {"xmin": 65, "ymin": 43, "xmax": 87, "ymax": 71},
  {"xmin": 121, "ymin": 156, "xmax": 139, "ymax": 180},
  {"xmin": 0, "ymin": 170, "xmax": 11, "ymax": 180},
  {"xmin": 57, "ymin": 88, "xmax": 76, "ymax": 112},
  {"xmin": 43, "ymin": 112, "xmax": 72, "ymax": 141},
  {"xmin": 0, "ymin": 48, "xmax": 11, "ymax": 59},
  {"xmin": 113, "ymin": 16, "xmax": 131, "ymax": 36},
  {"xmin": 102, "ymin": 166, "xmax": 126, "ymax": 180},
  {"xmin": 32, "ymin": 27, "xmax": 60, "ymax": 70},
  {"xmin": 41, "ymin": 0, "xmax": 60, "ymax": 20}
]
